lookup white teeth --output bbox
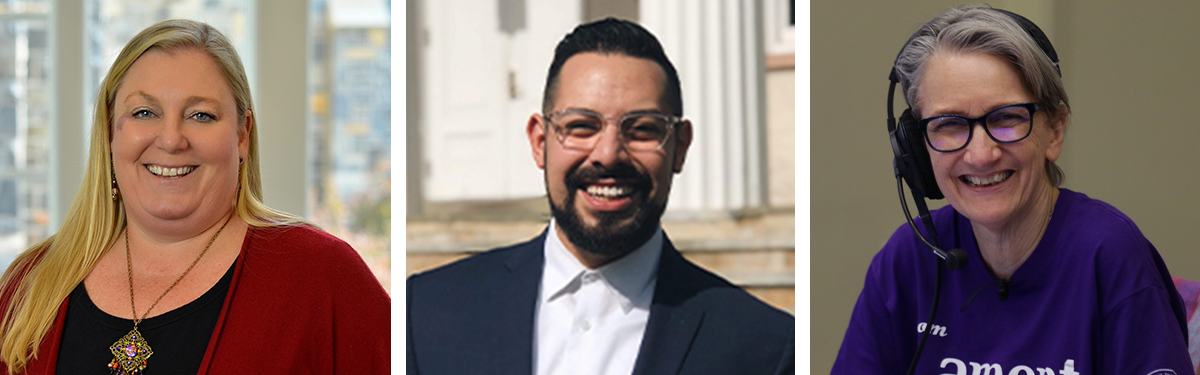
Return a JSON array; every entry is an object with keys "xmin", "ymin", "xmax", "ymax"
[
  {"xmin": 964, "ymin": 172, "xmax": 1010, "ymax": 187},
  {"xmin": 146, "ymin": 165, "xmax": 196, "ymax": 177},
  {"xmin": 586, "ymin": 185, "xmax": 631, "ymax": 199}
]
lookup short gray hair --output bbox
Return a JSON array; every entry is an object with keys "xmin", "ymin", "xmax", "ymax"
[{"xmin": 894, "ymin": 6, "xmax": 1068, "ymax": 186}]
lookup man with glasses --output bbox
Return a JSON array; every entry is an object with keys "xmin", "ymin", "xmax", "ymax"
[{"xmin": 407, "ymin": 18, "xmax": 794, "ymax": 375}]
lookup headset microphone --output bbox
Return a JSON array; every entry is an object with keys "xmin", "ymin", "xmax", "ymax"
[{"xmin": 894, "ymin": 163, "xmax": 967, "ymax": 270}]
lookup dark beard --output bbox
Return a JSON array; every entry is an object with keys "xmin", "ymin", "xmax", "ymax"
[{"xmin": 548, "ymin": 162, "xmax": 665, "ymax": 260}]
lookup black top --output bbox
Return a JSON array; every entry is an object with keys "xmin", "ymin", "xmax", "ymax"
[{"xmin": 56, "ymin": 259, "xmax": 235, "ymax": 375}]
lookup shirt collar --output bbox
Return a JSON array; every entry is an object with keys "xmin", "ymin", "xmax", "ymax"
[{"xmin": 542, "ymin": 219, "xmax": 662, "ymax": 313}]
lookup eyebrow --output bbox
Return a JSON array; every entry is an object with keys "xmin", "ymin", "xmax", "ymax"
[
  {"xmin": 123, "ymin": 90, "xmax": 222, "ymax": 109},
  {"xmin": 560, "ymin": 107, "xmax": 668, "ymax": 116}
]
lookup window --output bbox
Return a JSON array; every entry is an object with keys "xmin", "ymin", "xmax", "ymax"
[
  {"xmin": 307, "ymin": 0, "xmax": 391, "ymax": 291},
  {"xmin": 0, "ymin": 1, "xmax": 51, "ymax": 265},
  {"xmin": 764, "ymin": 0, "xmax": 795, "ymax": 56}
]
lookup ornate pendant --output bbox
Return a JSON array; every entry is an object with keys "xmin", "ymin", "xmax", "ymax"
[{"xmin": 108, "ymin": 327, "xmax": 153, "ymax": 375}]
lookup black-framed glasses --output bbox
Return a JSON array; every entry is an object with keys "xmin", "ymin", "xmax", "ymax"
[
  {"xmin": 919, "ymin": 102, "xmax": 1044, "ymax": 152},
  {"xmin": 544, "ymin": 108, "xmax": 682, "ymax": 152}
]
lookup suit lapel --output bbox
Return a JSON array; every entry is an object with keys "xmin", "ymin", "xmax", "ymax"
[
  {"xmin": 632, "ymin": 238, "xmax": 704, "ymax": 375},
  {"xmin": 492, "ymin": 230, "xmax": 546, "ymax": 375}
]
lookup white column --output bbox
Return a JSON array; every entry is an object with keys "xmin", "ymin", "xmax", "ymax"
[{"xmin": 639, "ymin": 0, "xmax": 766, "ymax": 213}]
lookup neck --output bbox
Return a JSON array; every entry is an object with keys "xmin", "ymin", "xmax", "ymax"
[
  {"xmin": 972, "ymin": 186, "xmax": 1059, "ymax": 280},
  {"xmin": 125, "ymin": 210, "xmax": 240, "ymax": 263}
]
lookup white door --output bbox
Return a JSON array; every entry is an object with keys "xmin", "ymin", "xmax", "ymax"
[{"xmin": 421, "ymin": 0, "xmax": 582, "ymax": 201}]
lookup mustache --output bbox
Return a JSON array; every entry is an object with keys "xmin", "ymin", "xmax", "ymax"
[{"xmin": 564, "ymin": 162, "xmax": 651, "ymax": 190}]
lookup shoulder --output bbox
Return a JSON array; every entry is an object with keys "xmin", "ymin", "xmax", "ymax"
[
  {"xmin": 1054, "ymin": 189, "xmax": 1145, "ymax": 242},
  {"xmin": 1049, "ymin": 189, "xmax": 1156, "ymax": 266},
  {"xmin": 657, "ymin": 248, "xmax": 793, "ymax": 370},
  {"xmin": 407, "ymin": 235, "xmax": 542, "ymax": 294},
  {"xmin": 244, "ymin": 225, "xmax": 357, "ymax": 263},
  {"xmin": 239, "ymin": 225, "xmax": 382, "ymax": 289},
  {"xmin": 661, "ymin": 247, "xmax": 794, "ymax": 334}
]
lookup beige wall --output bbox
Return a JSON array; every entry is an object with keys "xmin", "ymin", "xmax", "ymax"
[{"xmin": 811, "ymin": 0, "xmax": 1200, "ymax": 372}]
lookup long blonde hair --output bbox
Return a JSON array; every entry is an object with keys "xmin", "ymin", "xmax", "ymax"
[{"xmin": 0, "ymin": 19, "xmax": 305, "ymax": 372}]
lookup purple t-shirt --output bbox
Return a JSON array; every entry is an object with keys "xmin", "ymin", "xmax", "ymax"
[{"xmin": 833, "ymin": 189, "xmax": 1190, "ymax": 374}]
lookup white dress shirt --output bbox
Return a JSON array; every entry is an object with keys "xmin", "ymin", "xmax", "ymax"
[{"xmin": 534, "ymin": 219, "xmax": 662, "ymax": 375}]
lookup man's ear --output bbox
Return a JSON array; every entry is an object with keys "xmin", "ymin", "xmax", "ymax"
[
  {"xmin": 239, "ymin": 110, "xmax": 253, "ymax": 161},
  {"xmin": 671, "ymin": 120, "xmax": 693, "ymax": 173},
  {"xmin": 527, "ymin": 113, "xmax": 547, "ymax": 169}
]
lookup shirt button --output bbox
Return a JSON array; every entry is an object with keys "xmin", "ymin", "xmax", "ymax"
[
  {"xmin": 583, "ymin": 273, "xmax": 598, "ymax": 283},
  {"xmin": 580, "ymin": 320, "xmax": 591, "ymax": 331}
]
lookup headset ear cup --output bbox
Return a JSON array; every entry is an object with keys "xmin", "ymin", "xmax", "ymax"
[{"xmin": 897, "ymin": 109, "xmax": 944, "ymax": 199}]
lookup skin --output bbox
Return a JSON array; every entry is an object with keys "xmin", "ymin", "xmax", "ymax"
[
  {"xmin": 85, "ymin": 48, "xmax": 251, "ymax": 319},
  {"xmin": 918, "ymin": 51, "xmax": 1066, "ymax": 280},
  {"xmin": 527, "ymin": 52, "xmax": 693, "ymax": 269}
]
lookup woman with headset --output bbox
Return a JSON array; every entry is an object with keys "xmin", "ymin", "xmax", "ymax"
[{"xmin": 833, "ymin": 6, "xmax": 1191, "ymax": 374}]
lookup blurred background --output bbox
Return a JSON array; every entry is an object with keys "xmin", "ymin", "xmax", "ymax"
[
  {"xmin": 0, "ymin": 0, "xmax": 391, "ymax": 292},
  {"xmin": 812, "ymin": 0, "xmax": 1200, "ymax": 372},
  {"xmin": 405, "ymin": 0, "xmax": 798, "ymax": 313}
]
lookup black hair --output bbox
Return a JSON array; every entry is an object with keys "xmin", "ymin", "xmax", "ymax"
[{"xmin": 542, "ymin": 17, "xmax": 682, "ymax": 116}]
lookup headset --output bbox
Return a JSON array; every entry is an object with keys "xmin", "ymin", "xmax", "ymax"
[{"xmin": 886, "ymin": 8, "xmax": 1060, "ymax": 374}]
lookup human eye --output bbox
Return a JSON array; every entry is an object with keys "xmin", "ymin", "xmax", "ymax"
[
  {"xmin": 190, "ymin": 111, "xmax": 217, "ymax": 123},
  {"xmin": 558, "ymin": 116, "xmax": 601, "ymax": 136},
  {"xmin": 131, "ymin": 109, "xmax": 156, "ymax": 120},
  {"xmin": 927, "ymin": 117, "xmax": 967, "ymax": 133},
  {"xmin": 623, "ymin": 116, "xmax": 669, "ymax": 140},
  {"xmin": 988, "ymin": 107, "xmax": 1029, "ymax": 128}
]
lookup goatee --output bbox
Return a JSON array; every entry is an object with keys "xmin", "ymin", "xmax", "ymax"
[{"xmin": 548, "ymin": 162, "xmax": 665, "ymax": 260}]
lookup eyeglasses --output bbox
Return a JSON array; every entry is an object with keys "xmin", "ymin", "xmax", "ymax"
[
  {"xmin": 919, "ymin": 102, "xmax": 1044, "ymax": 152},
  {"xmin": 544, "ymin": 108, "xmax": 681, "ymax": 152}
]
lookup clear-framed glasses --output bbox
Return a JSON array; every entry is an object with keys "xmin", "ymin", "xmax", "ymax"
[
  {"xmin": 544, "ymin": 108, "xmax": 682, "ymax": 152},
  {"xmin": 919, "ymin": 102, "xmax": 1044, "ymax": 153}
]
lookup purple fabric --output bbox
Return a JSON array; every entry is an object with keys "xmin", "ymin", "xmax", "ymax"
[{"xmin": 833, "ymin": 189, "xmax": 1190, "ymax": 375}]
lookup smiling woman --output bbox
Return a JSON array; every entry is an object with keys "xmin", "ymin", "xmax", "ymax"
[
  {"xmin": 0, "ymin": 20, "xmax": 389, "ymax": 374},
  {"xmin": 832, "ymin": 6, "xmax": 1191, "ymax": 374}
]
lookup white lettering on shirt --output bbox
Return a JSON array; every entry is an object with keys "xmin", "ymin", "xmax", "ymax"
[
  {"xmin": 939, "ymin": 357, "xmax": 1078, "ymax": 375},
  {"xmin": 917, "ymin": 321, "xmax": 949, "ymax": 337}
]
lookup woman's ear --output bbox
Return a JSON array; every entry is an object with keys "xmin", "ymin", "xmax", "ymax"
[{"xmin": 239, "ymin": 110, "xmax": 254, "ymax": 161}]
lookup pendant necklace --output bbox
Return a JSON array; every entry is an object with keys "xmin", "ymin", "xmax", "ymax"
[{"xmin": 108, "ymin": 215, "xmax": 232, "ymax": 375}]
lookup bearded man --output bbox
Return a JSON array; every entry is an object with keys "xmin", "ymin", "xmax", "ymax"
[{"xmin": 406, "ymin": 18, "xmax": 795, "ymax": 375}]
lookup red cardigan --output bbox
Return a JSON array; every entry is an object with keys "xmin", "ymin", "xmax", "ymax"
[{"xmin": 8, "ymin": 225, "xmax": 391, "ymax": 374}]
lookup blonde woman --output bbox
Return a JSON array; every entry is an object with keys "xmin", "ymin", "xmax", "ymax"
[{"xmin": 0, "ymin": 20, "xmax": 388, "ymax": 374}]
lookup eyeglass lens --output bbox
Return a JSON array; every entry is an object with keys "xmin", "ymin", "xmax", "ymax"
[
  {"xmin": 924, "ymin": 105, "xmax": 1033, "ymax": 152},
  {"xmin": 551, "ymin": 111, "xmax": 673, "ymax": 151}
]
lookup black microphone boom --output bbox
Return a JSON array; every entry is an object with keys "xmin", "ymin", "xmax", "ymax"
[{"xmin": 895, "ymin": 174, "xmax": 968, "ymax": 270}]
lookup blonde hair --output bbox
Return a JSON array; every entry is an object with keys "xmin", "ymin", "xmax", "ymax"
[{"xmin": 0, "ymin": 19, "xmax": 305, "ymax": 372}]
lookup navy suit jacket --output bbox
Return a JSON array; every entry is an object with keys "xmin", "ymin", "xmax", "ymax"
[{"xmin": 407, "ymin": 230, "xmax": 795, "ymax": 375}]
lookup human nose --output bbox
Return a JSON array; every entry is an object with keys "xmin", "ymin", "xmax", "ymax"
[
  {"xmin": 154, "ymin": 116, "xmax": 189, "ymax": 152},
  {"xmin": 961, "ymin": 120, "xmax": 1000, "ymax": 164},
  {"xmin": 586, "ymin": 120, "xmax": 629, "ymax": 166}
]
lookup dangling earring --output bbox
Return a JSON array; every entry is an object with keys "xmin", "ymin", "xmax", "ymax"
[
  {"xmin": 235, "ymin": 158, "xmax": 243, "ymax": 206},
  {"xmin": 111, "ymin": 171, "xmax": 119, "ymax": 202}
]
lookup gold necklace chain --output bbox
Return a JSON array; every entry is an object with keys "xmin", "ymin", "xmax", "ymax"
[
  {"xmin": 108, "ymin": 213, "xmax": 232, "ymax": 375},
  {"xmin": 125, "ymin": 213, "xmax": 232, "ymax": 324}
]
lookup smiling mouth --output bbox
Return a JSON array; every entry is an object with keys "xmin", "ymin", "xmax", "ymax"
[
  {"xmin": 960, "ymin": 171, "xmax": 1013, "ymax": 187},
  {"xmin": 585, "ymin": 184, "xmax": 634, "ymax": 200},
  {"xmin": 146, "ymin": 165, "xmax": 197, "ymax": 178}
]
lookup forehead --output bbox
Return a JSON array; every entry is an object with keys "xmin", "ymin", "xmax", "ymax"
[
  {"xmin": 116, "ymin": 48, "xmax": 236, "ymax": 106},
  {"xmin": 552, "ymin": 52, "xmax": 667, "ymax": 113},
  {"xmin": 917, "ymin": 51, "xmax": 1033, "ymax": 117}
]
